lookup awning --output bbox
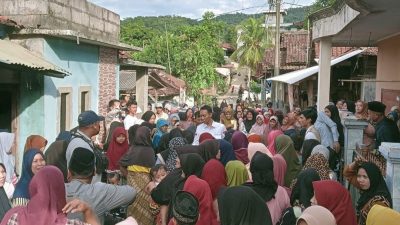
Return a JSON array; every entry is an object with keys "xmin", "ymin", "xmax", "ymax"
[
  {"xmin": 0, "ymin": 39, "xmax": 70, "ymax": 77},
  {"xmin": 267, "ymin": 49, "xmax": 364, "ymax": 84}
]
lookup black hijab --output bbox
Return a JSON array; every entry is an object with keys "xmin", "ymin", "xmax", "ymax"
[
  {"xmin": 301, "ymin": 139, "xmax": 320, "ymax": 165},
  {"xmin": 198, "ymin": 139, "xmax": 220, "ymax": 162},
  {"xmin": 128, "ymin": 124, "xmax": 140, "ymax": 146},
  {"xmin": 357, "ymin": 162, "xmax": 392, "ymax": 211},
  {"xmin": 44, "ymin": 140, "xmax": 68, "ymax": 182},
  {"xmin": 243, "ymin": 151, "xmax": 277, "ymax": 202},
  {"xmin": 243, "ymin": 109, "xmax": 256, "ymax": 133},
  {"xmin": 119, "ymin": 126, "xmax": 155, "ymax": 168},
  {"xmin": 218, "ymin": 186, "xmax": 272, "ymax": 225},
  {"xmin": 180, "ymin": 153, "xmax": 205, "ymax": 178},
  {"xmin": 0, "ymin": 164, "xmax": 11, "ymax": 221},
  {"xmin": 290, "ymin": 168, "xmax": 320, "ymax": 208}
]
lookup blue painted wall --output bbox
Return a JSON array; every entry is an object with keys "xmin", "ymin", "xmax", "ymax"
[{"xmin": 42, "ymin": 38, "xmax": 100, "ymax": 143}]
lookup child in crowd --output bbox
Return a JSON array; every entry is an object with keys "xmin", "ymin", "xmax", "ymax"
[{"xmin": 145, "ymin": 164, "xmax": 168, "ymax": 225}]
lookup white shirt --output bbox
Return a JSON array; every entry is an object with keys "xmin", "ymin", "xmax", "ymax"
[
  {"xmin": 192, "ymin": 121, "xmax": 226, "ymax": 145},
  {"xmin": 155, "ymin": 112, "xmax": 169, "ymax": 122},
  {"xmin": 124, "ymin": 114, "xmax": 144, "ymax": 130}
]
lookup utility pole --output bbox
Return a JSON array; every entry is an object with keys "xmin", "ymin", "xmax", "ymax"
[{"xmin": 273, "ymin": 0, "xmax": 281, "ymax": 108}]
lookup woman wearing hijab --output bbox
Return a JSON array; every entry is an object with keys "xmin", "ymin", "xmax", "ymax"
[
  {"xmin": 0, "ymin": 132, "xmax": 16, "ymax": 184},
  {"xmin": 201, "ymin": 159, "xmax": 227, "ymax": 221},
  {"xmin": 279, "ymin": 169, "xmax": 321, "ymax": 225},
  {"xmin": 198, "ymin": 139, "xmax": 219, "ymax": 162},
  {"xmin": 12, "ymin": 149, "xmax": 45, "ymax": 207},
  {"xmin": 44, "ymin": 138, "xmax": 69, "ymax": 182},
  {"xmin": 156, "ymin": 129, "xmax": 184, "ymax": 164},
  {"xmin": 366, "ymin": 205, "xmax": 400, "ymax": 225},
  {"xmin": 231, "ymin": 131, "xmax": 249, "ymax": 164},
  {"xmin": 241, "ymin": 109, "xmax": 256, "ymax": 134},
  {"xmin": 218, "ymin": 139, "xmax": 236, "ymax": 166},
  {"xmin": 23, "ymin": 135, "xmax": 47, "ymax": 152},
  {"xmin": 106, "ymin": 127, "xmax": 129, "ymax": 171},
  {"xmin": 244, "ymin": 152, "xmax": 290, "ymax": 225},
  {"xmin": 165, "ymin": 137, "xmax": 187, "ymax": 172},
  {"xmin": 263, "ymin": 116, "xmax": 281, "ymax": 140},
  {"xmin": 249, "ymin": 115, "xmax": 267, "ymax": 136},
  {"xmin": 2, "ymin": 166, "xmax": 98, "ymax": 225},
  {"xmin": 301, "ymin": 139, "xmax": 320, "ymax": 165},
  {"xmin": 183, "ymin": 175, "xmax": 218, "ymax": 225},
  {"xmin": 272, "ymin": 154, "xmax": 290, "ymax": 195},
  {"xmin": 225, "ymin": 161, "xmax": 248, "ymax": 187},
  {"xmin": 266, "ymin": 130, "xmax": 284, "ymax": 155},
  {"xmin": 311, "ymin": 180, "xmax": 357, "ymax": 225},
  {"xmin": 218, "ymin": 186, "xmax": 272, "ymax": 225},
  {"xmin": 324, "ymin": 105, "xmax": 344, "ymax": 147},
  {"xmin": 247, "ymin": 133, "xmax": 262, "ymax": 143},
  {"xmin": 152, "ymin": 119, "xmax": 169, "ymax": 150},
  {"xmin": 296, "ymin": 205, "xmax": 337, "ymax": 225},
  {"xmin": 0, "ymin": 163, "xmax": 11, "ymax": 221},
  {"xmin": 275, "ymin": 135, "xmax": 301, "ymax": 187},
  {"xmin": 281, "ymin": 113, "xmax": 297, "ymax": 138},
  {"xmin": 199, "ymin": 133, "xmax": 215, "ymax": 144},
  {"xmin": 119, "ymin": 126, "xmax": 156, "ymax": 225},
  {"xmin": 246, "ymin": 143, "xmax": 272, "ymax": 180},
  {"xmin": 343, "ymin": 161, "xmax": 392, "ymax": 225},
  {"xmin": 353, "ymin": 100, "xmax": 375, "ymax": 149}
]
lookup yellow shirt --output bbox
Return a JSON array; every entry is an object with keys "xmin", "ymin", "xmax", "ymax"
[{"xmin": 127, "ymin": 165, "xmax": 150, "ymax": 173}]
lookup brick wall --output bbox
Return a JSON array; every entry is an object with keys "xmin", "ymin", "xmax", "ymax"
[{"xmin": 98, "ymin": 46, "xmax": 118, "ymax": 144}]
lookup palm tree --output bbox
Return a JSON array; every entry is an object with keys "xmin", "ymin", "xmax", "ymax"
[{"xmin": 231, "ymin": 17, "xmax": 272, "ymax": 100}]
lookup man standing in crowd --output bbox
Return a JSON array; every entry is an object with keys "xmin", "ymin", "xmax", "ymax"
[
  {"xmin": 66, "ymin": 148, "xmax": 136, "ymax": 224},
  {"xmin": 66, "ymin": 110, "xmax": 104, "ymax": 183},
  {"xmin": 155, "ymin": 103, "xmax": 168, "ymax": 122},
  {"xmin": 124, "ymin": 100, "xmax": 144, "ymax": 130},
  {"xmin": 298, "ymin": 109, "xmax": 321, "ymax": 142},
  {"xmin": 368, "ymin": 101, "xmax": 400, "ymax": 148},
  {"xmin": 192, "ymin": 105, "xmax": 226, "ymax": 145}
]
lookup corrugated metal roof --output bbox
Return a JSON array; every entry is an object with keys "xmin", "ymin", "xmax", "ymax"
[
  {"xmin": 268, "ymin": 49, "xmax": 364, "ymax": 84},
  {"xmin": 0, "ymin": 39, "xmax": 70, "ymax": 77}
]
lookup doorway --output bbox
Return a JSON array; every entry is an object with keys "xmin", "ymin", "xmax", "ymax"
[{"xmin": 0, "ymin": 85, "xmax": 18, "ymax": 133}]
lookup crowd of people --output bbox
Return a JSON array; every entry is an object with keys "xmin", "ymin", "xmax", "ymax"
[{"xmin": 0, "ymin": 96, "xmax": 400, "ymax": 225}]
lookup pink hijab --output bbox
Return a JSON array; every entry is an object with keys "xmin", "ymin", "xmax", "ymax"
[
  {"xmin": 266, "ymin": 130, "xmax": 284, "ymax": 155},
  {"xmin": 272, "ymin": 154, "xmax": 291, "ymax": 196},
  {"xmin": 248, "ymin": 143, "xmax": 273, "ymax": 162},
  {"xmin": 1, "ymin": 166, "xmax": 67, "ymax": 225}
]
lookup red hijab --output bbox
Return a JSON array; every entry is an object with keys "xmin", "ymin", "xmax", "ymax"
[
  {"xmin": 231, "ymin": 131, "xmax": 249, "ymax": 164},
  {"xmin": 199, "ymin": 132, "xmax": 215, "ymax": 144},
  {"xmin": 183, "ymin": 175, "xmax": 218, "ymax": 225},
  {"xmin": 1, "ymin": 166, "xmax": 67, "ymax": 225},
  {"xmin": 313, "ymin": 180, "xmax": 357, "ymax": 225},
  {"xmin": 266, "ymin": 130, "xmax": 283, "ymax": 155},
  {"xmin": 106, "ymin": 127, "xmax": 129, "ymax": 170},
  {"xmin": 201, "ymin": 159, "xmax": 227, "ymax": 200}
]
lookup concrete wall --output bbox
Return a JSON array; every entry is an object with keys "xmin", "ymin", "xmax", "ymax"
[
  {"xmin": 43, "ymin": 38, "xmax": 100, "ymax": 143},
  {"xmin": 376, "ymin": 35, "xmax": 400, "ymax": 101},
  {"xmin": 0, "ymin": 0, "xmax": 120, "ymax": 44}
]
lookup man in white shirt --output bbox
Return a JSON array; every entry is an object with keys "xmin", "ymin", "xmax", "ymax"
[
  {"xmin": 155, "ymin": 103, "xmax": 169, "ymax": 122},
  {"xmin": 298, "ymin": 109, "xmax": 321, "ymax": 142},
  {"xmin": 124, "ymin": 100, "xmax": 144, "ymax": 130},
  {"xmin": 192, "ymin": 105, "xmax": 226, "ymax": 145}
]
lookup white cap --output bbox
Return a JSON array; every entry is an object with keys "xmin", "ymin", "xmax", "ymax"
[{"xmin": 155, "ymin": 103, "xmax": 163, "ymax": 108}]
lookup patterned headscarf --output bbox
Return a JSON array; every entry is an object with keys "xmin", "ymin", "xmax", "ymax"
[{"xmin": 165, "ymin": 137, "xmax": 187, "ymax": 172}]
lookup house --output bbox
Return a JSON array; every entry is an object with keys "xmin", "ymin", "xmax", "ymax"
[
  {"xmin": 0, "ymin": 0, "xmax": 140, "ymax": 170},
  {"xmin": 309, "ymin": 0, "xmax": 400, "ymax": 112}
]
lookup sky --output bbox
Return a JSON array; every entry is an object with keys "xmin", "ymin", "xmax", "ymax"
[{"xmin": 88, "ymin": 0, "xmax": 316, "ymax": 19}]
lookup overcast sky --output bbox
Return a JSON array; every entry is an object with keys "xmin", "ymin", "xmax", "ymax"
[{"xmin": 89, "ymin": 0, "xmax": 316, "ymax": 19}]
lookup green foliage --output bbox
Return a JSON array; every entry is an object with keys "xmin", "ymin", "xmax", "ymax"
[
  {"xmin": 214, "ymin": 13, "xmax": 264, "ymax": 25},
  {"xmin": 232, "ymin": 18, "xmax": 272, "ymax": 72},
  {"xmin": 284, "ymin": 6, "xmax": 311, "ymax": 23},
  {"xmin": 250, "ymin": 80, "xmax": 261, "ymax": 94}
]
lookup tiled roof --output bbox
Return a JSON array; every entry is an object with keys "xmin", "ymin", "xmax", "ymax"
[{"xmin": 264, "ymin": 30, "xmax": 308, "ymax": 69}]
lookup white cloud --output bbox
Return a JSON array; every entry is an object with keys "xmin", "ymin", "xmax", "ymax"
[{"xmin": 88, "ymin": 0, "xmax": 316, "ymax": 19}]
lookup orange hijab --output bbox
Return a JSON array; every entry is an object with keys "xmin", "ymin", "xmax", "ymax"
[{"xmin": 24, "ymin": 135, "xmax": 47, "ymax": 152}]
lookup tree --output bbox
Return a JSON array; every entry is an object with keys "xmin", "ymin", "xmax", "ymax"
[{"xmin": 231, "ymin": 18, "xmax": 272, "ymax": 99}]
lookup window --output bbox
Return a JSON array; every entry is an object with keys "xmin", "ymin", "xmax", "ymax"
[
  {"xmin": 79, "ymin": 86, "xmax": 91, "ymax": 113},
  {"xmin": 58, "ymin": 87, "xmax": 72, "ymax": 132}
]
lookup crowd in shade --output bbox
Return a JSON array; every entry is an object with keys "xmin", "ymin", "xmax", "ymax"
[{"xmin": 0, "ymin": 97, "xmax": 400, "ymax": 225}]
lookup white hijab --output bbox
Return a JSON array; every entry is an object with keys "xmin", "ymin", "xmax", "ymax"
[{"xmin": 0, "ymin": 132, "xmax": 16, "ymax": 182}]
